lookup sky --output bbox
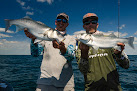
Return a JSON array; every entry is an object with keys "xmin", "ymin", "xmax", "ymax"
[{"xmin": 0, "ymin": 0, "xmax": 137, "ymax": 55}]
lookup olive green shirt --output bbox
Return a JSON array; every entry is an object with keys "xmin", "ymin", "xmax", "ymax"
[{"xmin": 76, "ymin": 42, "xmax": 129, "ymax": 91}]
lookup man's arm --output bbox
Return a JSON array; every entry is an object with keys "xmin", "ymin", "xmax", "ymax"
[
  {"xmin": 113, "ymin": 43, "xmax": 130, "ymax": 69},
  {"xmin": 52, "ymin": 40, "xmax": 67, "ymax": 54},
  {"xmin": 75, "ymin": 42, "xmax": 89, "ymax": 74},
  {"xmin": 24, "ymin": 29, "xmax": 44, "ymax": 57},
  {"xmin": 52, "ymin": 40, "xmax": 75, "ymax": 61},
  {"xmin": 113, "ymin": 51, "xmax": 129, "ymax": 69},
  {"xmin": 30, "ymin": 40, "xmax": 44, "ymax": 57}
]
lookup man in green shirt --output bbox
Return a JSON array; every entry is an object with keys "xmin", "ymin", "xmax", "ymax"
[{"xmin": 76, "ymin": 13, "xmax": 129, "ymax": 91}]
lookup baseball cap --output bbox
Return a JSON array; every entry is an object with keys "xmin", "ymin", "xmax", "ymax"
[
  {"xmin": 56, "ymin": 13, "xmax": 69, "ymax": 21},
  {"xmin": 83, "ymin": 13, "xmax": 98, "ymax": 23}
]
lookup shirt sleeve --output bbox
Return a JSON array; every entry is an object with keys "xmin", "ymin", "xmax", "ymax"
[
  {"xmin": 112, "ymin": 50, "xmax": 130, "ymax": 69},
  {"xmin": 60, "ymin": 44, "xmax": 75, "ymax": 61},
  {"xmin": 75, "ymin": 41, "xmax": 89, "ymax": 74},
  {"xmin": 30, "ymin": 40, "xmax": 44, "ymax": 57}
]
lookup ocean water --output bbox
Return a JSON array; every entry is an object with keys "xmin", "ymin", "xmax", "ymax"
[{"xmin": 0, "ymin": 55, "xmax": 137, "ymax": 91}]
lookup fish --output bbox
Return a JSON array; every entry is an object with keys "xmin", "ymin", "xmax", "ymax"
[
  {"xmin": 5, "ymin": 17, "xmax": 65, "ymax": 43},
  {"xmin": 76, "ymin": 33, "xmax": 134, "ymax": 50}
]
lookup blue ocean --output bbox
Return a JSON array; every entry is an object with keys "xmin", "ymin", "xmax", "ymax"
[{"xmin": 0, "ymin": 55, "xmax": 137, "ymax": 91}]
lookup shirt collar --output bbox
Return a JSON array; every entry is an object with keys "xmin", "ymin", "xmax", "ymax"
[{"xmin": 55, "ymin": 28, "xmax": 67, "ymax": 36}]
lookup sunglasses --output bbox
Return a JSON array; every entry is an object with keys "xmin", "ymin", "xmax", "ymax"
[
  {"xmin": 84, "ymin": 20, "xmax": 98, "ymax": 25},
  {"xmin": 56, "ymin": 19, "xmax": 68, "ymax": 23}
]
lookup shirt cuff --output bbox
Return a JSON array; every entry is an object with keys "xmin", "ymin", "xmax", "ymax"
[
  {"xmin": 30, "ymin": 40, "xmax": 44, "ymax": 57},
  {"xmin": 60, "ymin": 45, "xmax": 75, "ymax": 61}
]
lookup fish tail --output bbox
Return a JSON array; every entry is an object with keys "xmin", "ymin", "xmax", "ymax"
[
  {"xmin": 5, "ymin": 19, "xmax": 11, "ymax": 32},
  {"xmin": 128, "ymin": 37, "xmax": 134, "ymax": 49}
]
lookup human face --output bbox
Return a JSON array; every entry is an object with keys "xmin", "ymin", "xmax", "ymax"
[
  {"xmin": 83, "ymin": 19, "xmax": 99, "ymax": 34},
  {"xmin": 55, "ymin": 17, "xmax": 69, "ymax": 31}
]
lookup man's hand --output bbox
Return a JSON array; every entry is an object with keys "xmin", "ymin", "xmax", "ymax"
[
  {"xmin": 114, "ymin": 43, "xmax": 125, "ymax": 54},
  {"xmin": 79, "ymin": 42, "xmax": 89, "ymax": 59},
  {"xmin": 52, "ymin": 40, "xmax": 67, "ymax": 54},
  {"xmin": 79, "ymin": 42, "xmax": 89, "ymax": 51},
  {"xmin": 24, "ymin": 28, "xmax": 36, "ymax": 42}
]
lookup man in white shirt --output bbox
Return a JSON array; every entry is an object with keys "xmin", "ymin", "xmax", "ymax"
[{"xmin": 24, "ymin": 13, "xmax": 75, "ymax": 91}]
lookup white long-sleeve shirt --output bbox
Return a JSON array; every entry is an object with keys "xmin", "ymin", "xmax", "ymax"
[{"xmin": 32, "ymin": 34, "xmax": 76, "ymax": 88}]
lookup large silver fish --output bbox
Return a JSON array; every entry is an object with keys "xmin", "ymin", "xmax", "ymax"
[
  {"xmin": 5, "ymin": 17, "xmax": 65, "ymax": 43},
  {"xmin": 76, "ymin": 33, "xmax": 134, "ymax": 50}
]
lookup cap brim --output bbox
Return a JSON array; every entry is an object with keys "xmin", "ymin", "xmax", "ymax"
[
  {"xmin": 83, "ymin": 16, "xmax": 98, "ymax": 23},
  {"xmin": 57, "ymin": 15, "xmax": 68, "ymax": 21}
]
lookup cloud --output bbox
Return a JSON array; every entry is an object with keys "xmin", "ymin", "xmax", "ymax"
[
  {"xmin": 120, "ymin": 33, "xmax": 128, "ymax": 37},
  {"xmin": 16, "ymin": 0, "xmax": 34, "ymax": 16},
  {"xmin": 0, "ymin": 39, "xmax": 19, "ymax": 43},
  {"xmin": 119, "ymin": 24, "xmax": 125, "ymax": 30},
  {"xmin": 73, "ymin": 30, "xmax": 86, "ymax": 35},
  {"xmin": 0, "ymin": 39, "xmax": 18, "ymax": 45},
  {"xmin": 134, "ymin": 37, "xmax": 137, "ymax": 44},
  {"xmin": 0, "ymin": 39, "xmax": 30, "ymax": 55},
  {"xmin": 134, "ymin": 31, "xmax": 137, "ymax": 35},
  {"xmin": 0, "ymin": 28, "xmax": 14, "ymax": 33},
  {"xmin": 0, "ymin": 33, "xmax": 13, "ymax": 38},
  {"xmin": 124, "ymin": 45, "xmax": 137, "ymax": 55},
  {"xmin": 22, "ymin": 6, "xmax": 34, "ymax": 11},
  {"xmin": 124, "ymin": 37, "xmax": 137, "ymax": 55},
  {"xmin": 0, "ymin": 28, "xmax": 14, "ymax": 38},
  {"xmin": 0, "ymin": 28, "xmax": 5, "ymax": 32},
  {"xmin": 37, "ymin": 0, "xmax": 54, "ymax": 4},
  {"xmin": 26, "ymin": 11, "xmax": 34, "ymax": 15},
  {"xmin": 16, "ymin": 0, "xmax": 25, "ymax": 6}
]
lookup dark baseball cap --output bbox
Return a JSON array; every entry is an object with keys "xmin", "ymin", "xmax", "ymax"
[{"xmin": 56, "ymin": 13, "xmax": 69, "ymax": 21}]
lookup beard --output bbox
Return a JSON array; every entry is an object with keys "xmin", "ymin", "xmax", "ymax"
[{"xmin": 86, "ymin": 28, "xmax": 97, "ymax": 34}]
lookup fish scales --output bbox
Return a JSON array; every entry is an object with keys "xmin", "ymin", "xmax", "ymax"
[{"xmin": 76, "ymin": 33, "xmax": 134, "ymax": 50}]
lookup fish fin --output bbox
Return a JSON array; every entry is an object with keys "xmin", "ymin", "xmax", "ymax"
[
  {"xmin": 23, "ymin": 16, "xmax": 32, "ymax": 20},
  {"xmin": 92, "ymin": 46, "xmax": 99, "ymax": 54},
  {"xmin": 128, "ymin": 36, "xmax": 134, "ymax": 49},
  {"xmin": 92, "ymin": 46, "xmax": 99, "ymax": 50},
  {"xmin": 16, "ymin": 25, "xmax": 24, "ymax": 32},
  {"xmin": 108, "ymin": 33, "xmax": 117, "ymax": 38},
  {"xmin": 4, "ymin": 19, "xmax": 11, "ymax": 32},
  {"xmin": 37, "ymin": 21, "xmax": 45, "ymax": 25}
]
